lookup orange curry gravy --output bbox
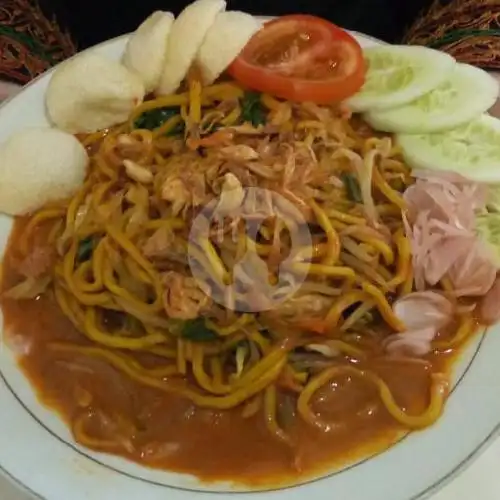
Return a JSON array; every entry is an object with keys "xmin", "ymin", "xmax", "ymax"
[{"xmin": 0, "ymin": 217, "xmax": 472, "ymax": 487}]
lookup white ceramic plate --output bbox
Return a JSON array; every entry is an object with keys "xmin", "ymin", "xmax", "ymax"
[{"xmin": 0, "ymin": 27, "xmax": 500, "ymax": 500}]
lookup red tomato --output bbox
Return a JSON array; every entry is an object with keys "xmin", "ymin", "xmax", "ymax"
[{"xmin": 228, "ymin": 15, "xmax": 366, "ymax": 104}]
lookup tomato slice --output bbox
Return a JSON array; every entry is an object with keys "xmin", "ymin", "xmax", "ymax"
[{"xmin": 228, "ymin": 15, "xmax": 366, "ymax": 104}]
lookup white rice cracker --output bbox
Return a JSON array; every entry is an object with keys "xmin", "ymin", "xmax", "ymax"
[
  {"xmin": 0, "ymin": 127, "xmax": 88, "ymax": 215},
  {"xmin": 123, "ymin": 11, "xmax": 175, "ymax": 92},
  {"xmin": 196, "ymin": 11, "xmax": 260, "ymax": 85},
  {"xmin": 46, "ymin": 52, "xmax": 145, "ymax": 133},
  {"xmin": 157, "ymin": 0, "xmax": 226, "ymax": 95}
]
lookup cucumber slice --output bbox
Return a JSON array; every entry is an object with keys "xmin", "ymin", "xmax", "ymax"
[
  {"xmin": 345, "ymin": 45, "xmax": 456, "ymax": 113},
  {"xmin": 398, "ymin": 114, "xmax": 500, "ymax": 182},
  {"xmin": 364, "ymin": 64, "xmax": 499, "ymax": 133}
]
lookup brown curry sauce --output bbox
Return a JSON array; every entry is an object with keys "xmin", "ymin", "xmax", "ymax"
[{"xmin": 0, "ymin": 217, "xmax": 462, "ymax": 488}]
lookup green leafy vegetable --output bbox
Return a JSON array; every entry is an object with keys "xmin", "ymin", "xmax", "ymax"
[
  {"xmin": 240, "ymin": 91, "xmax": 267, "ymax": 127},
  {"xmin": 476, "ymin": 212, "xmax": 500, "ymax": 267},
  {"xmin": 341, "ymin": 172, "xmax": 363, "ymax": 203},
  {"xmin": 134, "ymin": 107, "xmax": 184, "ymax": 135},
  {"xmin": 486, "ymin": 184, "xmax": 500, "ymax": 212},
  {"xmin": 180, "ymin": 318, "xmax": 219, "ymax": 342},
  {"xmin": 76, "ymin": 237, "xmax": 95, "ymax": 262}
]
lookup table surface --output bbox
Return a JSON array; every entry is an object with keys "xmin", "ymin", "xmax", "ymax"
[{"xmin": 1, "ymin": 436, "xmax": 500, "ymax": 500}]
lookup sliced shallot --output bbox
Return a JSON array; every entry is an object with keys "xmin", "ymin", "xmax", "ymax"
[
  {"xmin": 403, "ymin": 169, "xmax": 497, "ymax": 298},
  {"xmin": 385, "ymin": 291, "xmax": 455, "ymax": 356}
]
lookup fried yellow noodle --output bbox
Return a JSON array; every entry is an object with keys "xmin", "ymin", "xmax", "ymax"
[{"xmin": 16, "ymin": 77, "xmax": 450, "ymax": 450}]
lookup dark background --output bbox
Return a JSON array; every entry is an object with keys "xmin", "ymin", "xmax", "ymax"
[{"xmin": 40, "ymin": 0, "xmax": 434, "ymax": 49}]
